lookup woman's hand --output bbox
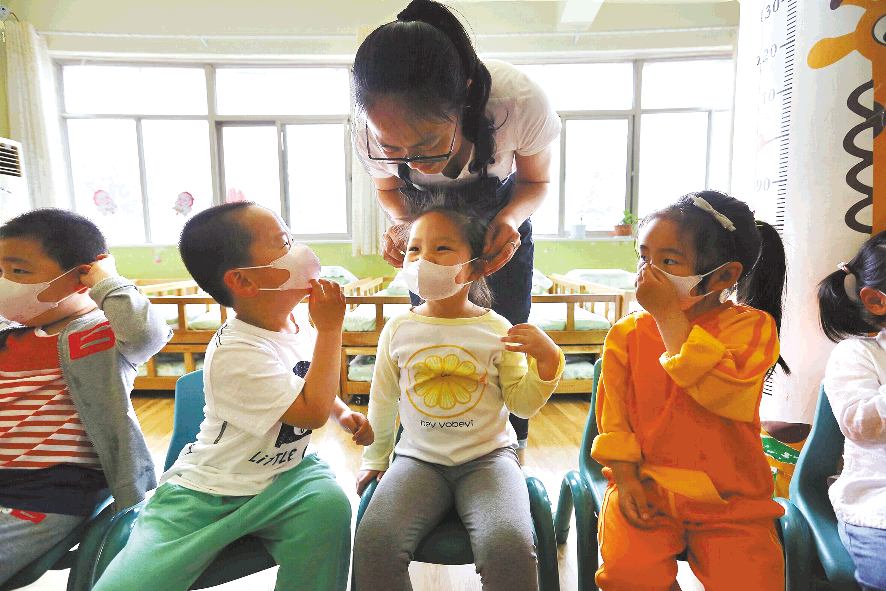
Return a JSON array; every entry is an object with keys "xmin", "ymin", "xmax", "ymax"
[
  {"xmin": 356, "ymin": 469, "xmax": 385, "ymax": 496},
  {"xmin": 483, "ymin": 213, "xmax": 521, "ymax": 275},
  {"xmin": 502, "ymin": 324, "xmax": 561, "ymax": 381},
  {"xmin": 382, "ymin": 223, "xmax": 408, "ymax": 268}
]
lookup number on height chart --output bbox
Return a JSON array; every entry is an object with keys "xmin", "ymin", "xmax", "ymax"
[
  {"xmin": 756, "ymin": 43, "xmax": 779, "ymax": 66},
  {"xmin": 760, "ymin": 0, "xmax": 781, "ymax": 22},
  {"xmin": 755, "ymin": 178, "xmax": 772, "ymax": 192}
]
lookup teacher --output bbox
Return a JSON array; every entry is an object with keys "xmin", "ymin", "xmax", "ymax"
[{"xmin": 352, "ymin": 0, "xmax": 560, "ymax": 453}]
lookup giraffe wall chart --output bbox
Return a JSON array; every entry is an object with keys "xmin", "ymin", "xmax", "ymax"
[{"xmin": 732, "ymin": 0, "xmax": 885, "ymax": 425}]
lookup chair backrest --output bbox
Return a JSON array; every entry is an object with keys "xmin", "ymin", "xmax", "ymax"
[
  {"xmin": 790, "ymin": 386, "xmax": 859, "ymax": 590},
  {"xmin": 578, "ymin": 359, "xmax": 606, "ymax": 482},
  {"xmin": 164, "ymin": 370, "xmax": 206, "ymax": 471},
  {"xmin": 791, "ymin": 387, "xmax": 844, "ymax": 499}
]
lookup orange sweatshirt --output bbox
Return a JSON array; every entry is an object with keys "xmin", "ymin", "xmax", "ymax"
[{"xmin": 591, "ymin": 303, "xmax": 780, "ymax": 517}]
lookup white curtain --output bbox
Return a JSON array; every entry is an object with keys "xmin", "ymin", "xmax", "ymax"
[
  {"xmin": 5, "ymin": 22, "xmax": 69, "ymax": 209},
  {"xmin": 350, "ymin": 147, "xmax": 387, "ymax": 256}
]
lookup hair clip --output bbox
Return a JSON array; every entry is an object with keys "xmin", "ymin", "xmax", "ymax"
[
  {"xmin": 838, "ymin": 262, "xmax": 860, "ymax": 302},
  {"xmin": 691, "ymin": 196, "xmax": 736, "ymax": 232}
]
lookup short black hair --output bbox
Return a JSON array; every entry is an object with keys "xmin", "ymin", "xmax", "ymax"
[
  {"xmin": 179, "ymin": 202, "xmax": 255, "ymax": 307},
  {"xmin": 0, "ymin": 208, "xmax": 108, "ymax": 269}
]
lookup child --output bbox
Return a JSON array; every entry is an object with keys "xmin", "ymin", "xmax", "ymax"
[
  {"xmin": 818, "ymin": 231, "xmax": 886, "ymax": 591},
  {"xmin": 94, "ymin": 202, "xmax": 373, "ymax": 591},
  {"xmin": 353, "ymin": 207, "xmax": 564, "ymax": 591},
  {"xmin": 592, "ymin": 191, "xmax": 789, "ymax": 590},
  {"xmin": 0, "ymin": 209, "xmax": 171, "ymax": 584}
]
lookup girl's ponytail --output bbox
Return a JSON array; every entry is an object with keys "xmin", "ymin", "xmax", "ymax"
[
  {"xmin": 396, "ymin": 0, "xmax": 495, "ymax": 174},
  {"xmin": 817, "ymin": 231, "xmax": 886, "ymax": 342},
  {"xmin": 738, "ymin": 220, "xmax": 790, "ymax": 374}
]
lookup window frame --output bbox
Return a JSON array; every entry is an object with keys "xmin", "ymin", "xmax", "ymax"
[
  {"xmin": 56, "ymin": 62, "xmax": 353, "ymax": 245},
  {"xmin": 513, "ymin": 55, "xmax": 734, "ymax": 238},
  {"xmin": 56, "ymin": 55, "xmax": 733, "ymax": 244}
]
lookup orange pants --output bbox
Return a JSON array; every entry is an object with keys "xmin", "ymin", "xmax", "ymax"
[{"xmin": 596, "ymin": 484, "xmax": 785, "ymax": 591}]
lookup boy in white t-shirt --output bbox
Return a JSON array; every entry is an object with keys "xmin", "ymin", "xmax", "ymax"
[{"xmin": 95, "ymin": 202, "xmax": 373, "ymax": 591}]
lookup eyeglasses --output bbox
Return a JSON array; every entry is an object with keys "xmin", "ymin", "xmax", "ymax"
[{"xmin": 365, "ymin": 122, "xmax": 458, "ymax": 164}]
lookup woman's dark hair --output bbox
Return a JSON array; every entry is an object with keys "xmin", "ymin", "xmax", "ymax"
[
  {"xmin": 407, "ymin": 206, "xmax": 493, "ymax": 308},
  {"xmin": 352, "ymin": 0, "xmax": 496, "ymax": 175},
  {"xmin": 818, "ymin": 230, "xmax": 886, "ymax": 342},
  {"xmin": 642, "ymin": 190, "xmax": 790, "ymax": 374},
  {"xmin": 179, "ymin": 201, "xmax": 255, "ymax": 308}
]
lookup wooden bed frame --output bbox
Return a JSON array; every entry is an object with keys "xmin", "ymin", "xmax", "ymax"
[
  {"xmin": 134, "ymin": 277, "xmax": 383, "ymax": 392},
  {"xmin": 134, "ymin": 280, "xmax": 227, "ymax": 390},
  {"xmin": 339, "ymin": 276, "xmax": 624, "ymax": 399}
]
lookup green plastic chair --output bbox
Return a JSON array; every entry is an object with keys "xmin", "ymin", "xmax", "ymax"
[
  {"xmin": 554, "ymin": 358, "xmax": 813, "ymax": 591},
  {"xmin": 0, "ymin": 496, "xmax": 115, "ymax": 591},
  {"xmin": 789, "ymin": 387, "xmax": 860, "ymax": 591},
  {"xmin": 86, "ymin": 370, "xmax": 277, "ymax": 589},
  {"xmin": 353, "ymin": 427, "xmax": 560, "ymax": 591}
]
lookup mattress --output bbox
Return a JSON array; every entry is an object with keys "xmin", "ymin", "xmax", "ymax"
[
  {"xmin": 527, "ymin": 303, "xmax": 611, "ymax": 331},
  {"xmin": 343, "ymin": 289, "xmax": 411, "ymax": 332}
]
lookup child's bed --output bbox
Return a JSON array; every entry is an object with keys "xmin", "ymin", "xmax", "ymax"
[
  {"xmin": 555, "ymin": 268, "xmax": 639, "ymax": 315},
  {"xmin": 339, "ymin": 272, "xmax": 624, "ymax": 399},
  {"xmin": 134, "ymin": 292, "xmax": 229, "ymax": 390}
]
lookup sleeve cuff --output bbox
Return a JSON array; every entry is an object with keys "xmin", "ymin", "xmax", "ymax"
[
  {"xmin": 591, "ymin": 432, "xmax": 642, "ymax": 463},
  {"xmin": 89, "ymin": 276, "xmax": 136, "ymax": 308},
  {"xmin": 528, "ymin": 349, "xmax": 565, "ymax": 385},
  {"xmin": 659, "ymin": 325, "xmax": 726, "ymax": 388}
]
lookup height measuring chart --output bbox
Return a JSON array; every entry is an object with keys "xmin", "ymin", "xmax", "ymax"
[
  {"xmin": 751, "ymin": 0, "xmax": 796, "ymax": 229},
  {"xmin": 733, "ymin": 0, "xmax": 884, "ymax": 424}
]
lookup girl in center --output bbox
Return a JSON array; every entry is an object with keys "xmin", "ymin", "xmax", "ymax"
[{"xmin": 353, "ymin": 207, "xmax": 564, "ymax": 591}]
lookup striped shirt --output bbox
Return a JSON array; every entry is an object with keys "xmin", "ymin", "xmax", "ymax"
[{"xmin": 0, "ymin": 328, "xmax": 101, "ymax": 470}]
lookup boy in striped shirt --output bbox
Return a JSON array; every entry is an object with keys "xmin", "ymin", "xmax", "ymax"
[{"xmin": 0, "ymin": 209, "xmax": 171, "ymax": 584}]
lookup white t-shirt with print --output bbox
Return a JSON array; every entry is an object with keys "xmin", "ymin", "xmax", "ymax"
[
  {"xmin": 354, "ymin": 59, "xmax": 561, "ymax": 186},
  {"xmin": 162, "ymin": 313, "xmax": 316, "ymax": 496}
]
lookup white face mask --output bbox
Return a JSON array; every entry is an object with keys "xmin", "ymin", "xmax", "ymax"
[
  {"xmin": 239, "ymin": 243, "xmax": 321, "ymax": 291},
  {"xmin": 645, "ymin": 262, "xmax": 732, "ymax": 310},
  {"xmin": 0, "ymin": 268, "xmax": 78, "ymax": 324},
  {"xmin": 402, "ymin": 257, "xmax": 478, "ymax": 301}
]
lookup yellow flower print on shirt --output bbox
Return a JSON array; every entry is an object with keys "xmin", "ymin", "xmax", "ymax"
[
  {"xmin": 413, "ymin": 354, "xmax": 484, "ymax": 410},
  {"xmin": 405, "ymin": 345, "xmax": 488, "ymax": 419}
]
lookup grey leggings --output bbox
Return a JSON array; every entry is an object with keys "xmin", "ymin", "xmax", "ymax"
[{"xmin": 353, "ymin": 446, "xmax": 538, "ymax": 591}]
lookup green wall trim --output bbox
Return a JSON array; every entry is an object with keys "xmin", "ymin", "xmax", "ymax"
[{"xmin": 111, "ymin": 239, "xmax": 638, "ymax": 280}]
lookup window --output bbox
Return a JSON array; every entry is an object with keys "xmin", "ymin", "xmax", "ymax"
[
  {"xmin": 516, "ymin": 58, "xmax": 734, "ymax": 237},
  {"xmin": 60, "ymin": 64, "xmax": 351, "ymax": 244},
  {"xmin": 59, "ymin": 59, "xmax": 733, "ymax": 243}
]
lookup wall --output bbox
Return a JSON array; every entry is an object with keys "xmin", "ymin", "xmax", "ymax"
[
  {"xmin": 112, "ymin": 238, "xmax": 638, "ymax": 280},
  {"xmin": 4, "ymin": 0, "xmax": 720, "ymax": 277}
]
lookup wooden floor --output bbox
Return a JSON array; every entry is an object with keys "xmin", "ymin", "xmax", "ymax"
[{"xmin": 21, "ymin": 394, "xmax": 705, "ymax": 590}]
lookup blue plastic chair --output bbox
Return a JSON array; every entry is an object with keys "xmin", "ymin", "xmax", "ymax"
[
  {"xmin": 87, "ymin": 370, "xmax": 277, "ymax": 589},
  {"xmin": 555, "ymin": 358, "xmax": 813, "ymax": 591},
  {"xmin": 353, "ymin": 428, "xmax": 560, "ymax": 591},
  {"xmin": 789, "ymin": 387, "xmax": 860, "ymax": 591},
  {"xmin": 0, "ymin": 496, "xmax": 115, "ymax": 591}
]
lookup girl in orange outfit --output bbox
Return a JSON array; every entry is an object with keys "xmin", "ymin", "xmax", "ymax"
[{"xmin": 593, "ymin": 190, "xmax": 790, "ymax": 591}]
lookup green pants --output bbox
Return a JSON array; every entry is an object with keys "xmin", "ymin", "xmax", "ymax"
[{"xmin": 94, "ymin": 454, "xmax": 351, "ymax": 591}]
